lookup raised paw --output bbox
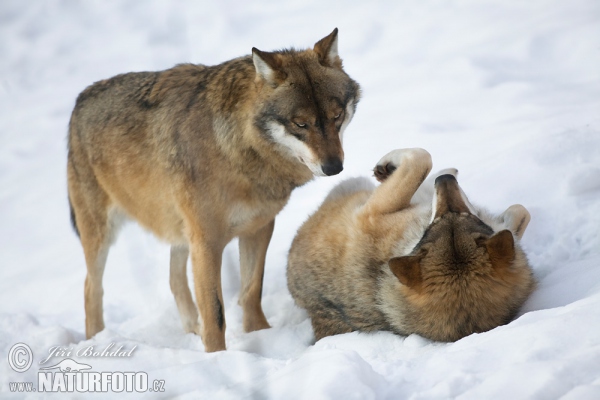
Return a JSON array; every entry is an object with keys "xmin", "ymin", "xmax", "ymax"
[
  {"xmin": 373, "ymin": 148, "xmax": 431, "ymax": 182},
  {"xmin": 374, "ymin": 162, "xmax": 397, "ymax": 182}
]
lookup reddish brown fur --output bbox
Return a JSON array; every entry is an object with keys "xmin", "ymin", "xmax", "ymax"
[{"xmin": 287, "ymin": 148, "xmax": 535, "ymax": 342}]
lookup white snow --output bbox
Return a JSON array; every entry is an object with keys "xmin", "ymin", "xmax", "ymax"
[{"xmin": 1, "ymin": 0, "xmax": 599, "ymax": 398}]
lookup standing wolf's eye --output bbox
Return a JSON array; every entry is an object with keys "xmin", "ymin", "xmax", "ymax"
[
  {"xmin": 333, "ymin": 113, "xmax": 341, "ymax": 120},
  {"xmin": 295, "ymin": 122, "xmax": 307, "ymax": 128}
]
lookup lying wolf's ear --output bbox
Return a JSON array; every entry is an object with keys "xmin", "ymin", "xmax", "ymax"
[
  {"xmin": 314, "ymin": 28, "xmax": 342, "ymax": 68},
  {"xmin": 485, "ymin": 230, "xmax": 515, "ymax": 269},
  {"xmin": 252, "ymin": 48, "xmax": 286, "ymax": 87},
  {"xmin": 499, "ymin": 204, "xmax": 531, "ymax": 239},
  {"xmin": 389, "ymin": 256, "xmax": 422, "ymax": 290}
]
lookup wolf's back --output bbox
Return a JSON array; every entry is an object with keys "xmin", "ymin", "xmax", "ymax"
[{"xmin": 70, "ymin": 71, "xmax": 160, "ymax": 136}]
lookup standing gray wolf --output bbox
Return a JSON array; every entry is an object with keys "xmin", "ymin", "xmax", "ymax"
[
  {"xmin": 67, "ymin": 28, "xmax": 360, "ymax": 352},
  {"xmin": 287, "ymin": 148, "xmax": 535, "ymax": 342}
]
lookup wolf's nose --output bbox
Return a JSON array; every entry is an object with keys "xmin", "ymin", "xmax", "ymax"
[{"xmin": 322, "ymin": 158, "xmax": 343, "ymax": 176}]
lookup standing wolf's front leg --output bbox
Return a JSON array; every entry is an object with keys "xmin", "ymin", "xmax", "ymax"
[
  {"xmin": 363, "ymin": 148, "xmax": 432, "ymax": 217},
  {"xmin": 239, "ymin": 219, "xmax": 274, "ymax": 332},
  {"xmin": 189, "ymin": 238, "xmax": 227, "ymax": 352},
  {"xmin": 169, "ymin": 245, "xmax": 201, "ymax": 335}
]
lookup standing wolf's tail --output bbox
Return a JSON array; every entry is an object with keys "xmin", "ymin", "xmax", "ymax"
[{"xmin": 69, "ymin": 197, "xmax": 80, "ymax": 238}]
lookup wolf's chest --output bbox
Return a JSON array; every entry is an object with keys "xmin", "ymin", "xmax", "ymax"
[{"xmin": 227, "ymin": 197, "xmax": 287, "ymax": 235}]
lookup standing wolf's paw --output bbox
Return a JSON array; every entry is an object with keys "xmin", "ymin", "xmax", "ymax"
[{"xmin": 374, "ymin": 148, "xmax": 431, "ymax": 182}]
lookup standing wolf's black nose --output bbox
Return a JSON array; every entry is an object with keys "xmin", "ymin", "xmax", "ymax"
[{"xmin": 322, "ymin": 158, "xmax": 344, "ymax": 176}]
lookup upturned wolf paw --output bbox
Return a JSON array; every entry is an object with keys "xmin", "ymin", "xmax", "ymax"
[
  {"xmin": 374, "ymin": 162, "xmax": 397, "ymax": 182},
  {"xmin": 374, "ymin": 148, "xmax": 431, "ymax": 182}
]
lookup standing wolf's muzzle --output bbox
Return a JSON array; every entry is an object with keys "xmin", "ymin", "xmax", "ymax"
[{"xmin": 322, "ymin": 157, "xmax": 344, "ymax": 176}]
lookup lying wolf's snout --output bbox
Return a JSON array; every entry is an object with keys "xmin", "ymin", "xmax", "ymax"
[
  {"xmin": 434, "ymin": 174, "xmax": 471, "ymax": 217},
  {"xmin": 322, "ymin": 158, "xmax": 344, "ymax": 176}
]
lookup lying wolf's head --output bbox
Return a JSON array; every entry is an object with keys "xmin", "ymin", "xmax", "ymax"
[
  {"xmin": 252, "ymin": 29, "xmax": 361, "ymax": 177},
  {"xmin": 387, "ymin": 174, "xmax": 535, "ymax": 342}
]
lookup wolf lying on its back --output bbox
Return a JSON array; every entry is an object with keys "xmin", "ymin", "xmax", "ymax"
[{"xmin": 287, "ymin": 148, "xmax": 535, "ymax": 342}]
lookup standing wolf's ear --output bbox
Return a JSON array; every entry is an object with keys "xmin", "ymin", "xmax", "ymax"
[
  {"xmin": 252, "ymin": 48, "xmax": 286, "ymax": 87},
  {"xmin": 314, "ymin": 28, "xmax": 342, "ymax": 68},
  {"xmin": 389, "ymin": 255, "xmax": 422, "ymax": 291}
]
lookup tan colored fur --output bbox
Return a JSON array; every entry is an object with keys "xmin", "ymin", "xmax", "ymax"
[
  {"xmin": 287, "ymin": 148, "xmax": 535, "ymax": 342},
  {"xmin": 67, "ymin": 29, "xmax": 360, "ymax": 352}
]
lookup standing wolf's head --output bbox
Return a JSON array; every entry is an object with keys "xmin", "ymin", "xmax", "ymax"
[
  {"xmin": 385, "ymin": 174, "xmax": 535, "ymax": 342},
  {"xmin": 252, "ymin": 29, "xmax": 361, "ymax": 177}
]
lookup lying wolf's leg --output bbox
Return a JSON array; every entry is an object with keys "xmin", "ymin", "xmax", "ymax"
[
  {"xmin": 238, "ymin": 220, "xmax": 274, "ymax": 332},
  {"xmin": 310, "ymin": 309, "xmax": 354, "ymax": 341},
  {"xmin": 190, "ymin": 238, "xmax": 227, "ymax": 352},
  {"xmin": 363, "ymin": 148, "xmax": 432, "ymax": 216},
  {"xmin": 169, "ymin": 245, "xmax": 200, "ymax": 335}
]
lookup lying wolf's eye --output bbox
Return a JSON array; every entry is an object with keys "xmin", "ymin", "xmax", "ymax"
[
  {"xmin": 295, "ymin": 122, "xmax": 307, "ymax": 128},
  {"xmin": 333, "ymin": 113, "xmax": 341, "ymax": 120}
]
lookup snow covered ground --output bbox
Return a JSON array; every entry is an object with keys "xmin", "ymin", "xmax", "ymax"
[{"xmin": 1, "ymin": 0, "xmax": 599, "ymax": 398}]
